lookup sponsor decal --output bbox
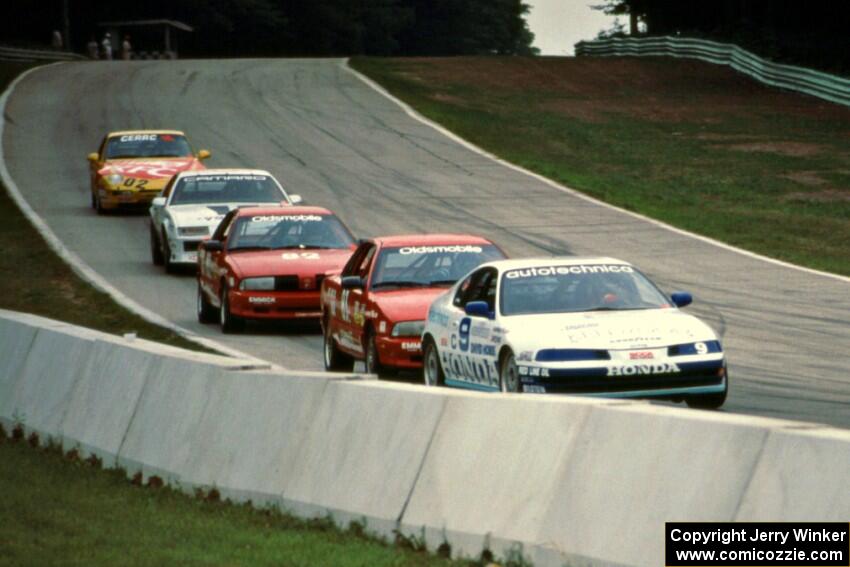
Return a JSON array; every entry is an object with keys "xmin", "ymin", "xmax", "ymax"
[
  {"xmin": 398, "ymin": 245, "xmax": 483, "ymax": 255},
  {"xmin": 442, "ymin": 351, "xmax": 499, "ymax": 387},
  {"xmin": 517, "ymin": 351, "xmax": 534, "ymax": 362},
  {"xmin": 104, "ymin": 160, "xmax": 191, "ymax": 179},
  {"xmin": 251, "ymin": 214, "xmax": 322, "ymax": 223},
  {"xmin": 490, "ymin": 334, "xmax": 502, "ymax": 345},
  {"xmin": 518, "ymin": 366, "xmax": 549, "ymax": 377},
  {"xmin": 378, "ymin": 320, "xmax": 387, "ymax": 333},
  {"xmin": 192, "ymin": 175, "xmax": 268, "ymax": 183},
  {"xmin": 469, "ymin": 343, "xmax": 496, "ymax": 356},
  {"xmin": 607, "ymin": 362, "xmax": 680, "ymax": 376},
  {"xmin": 365, "ymin": 309, "xmax": 378, "ymax": 319},
  {"xmin": 470, "ymin": 324, "xmax": 489, "ymax": 339},
  {"xmin": 119, "ymin": 134, "xmax": 158, "ymax": 142},
  {"xmin": 401, "ymin": 341, "xmax": 421, "ymax": 352},
  {"xmin": 249, "ymin": 297, "xmax": 275, "ymax": 304},
  {"xmin": 505, "ymin": 264, "xmax": 635, "ymax": 279},
  {"xmin": 440, "ymin": 337, "xmax": 448, "ymax": 347},
  {"xmin": 629, "ymin": 351, "xmax": 654, "ymax": 360},
  {"xmin": 281, "ymin": 252, "xmax": 320, "ymax": 260},
  {"xmin": 523, "ymin": 385, "xmax": 546, "ymax": 393}
]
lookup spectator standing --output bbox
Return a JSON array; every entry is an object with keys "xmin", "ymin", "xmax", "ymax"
[
  {"xmin": 101, "ymin": 33, "xmax": 112, "ymax": 60},
  {"xmin": 51, "ymin": 30, "xmax": 63, "ymax": 50},
  {"xmin": 122, "ymin": 35, "xmax": 132, "ymax": 60},
  {"xmin": 87, "ymin": 37, "xmax": 99, "ymax": 59}
]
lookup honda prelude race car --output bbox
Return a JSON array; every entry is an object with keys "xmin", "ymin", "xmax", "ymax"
[
  {"xmin": 321, "ymin": 235, "xmax": 506, "ymax": 375},
  {"xmin": 149, "ymin": 169, "xmax": 302, "ymax": 271},
  {"xmin": 87, "ymin": 130, "xmax": 210, "ymax": 213},
  {"xmin": 197, "ymin": 206, "xmax": 356, "ymax": 333},
  {"xmin": 421, "ymin": 257, "xmax": 728, "ymax": 409}
]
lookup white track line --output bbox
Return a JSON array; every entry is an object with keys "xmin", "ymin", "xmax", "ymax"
[
  {"xmin": 342, "ymin": 58, "xmax": 850, "ymax": 284},
  {"xmin": 0, "ymin": 63, "xmax": 266, "ymax": 363}
]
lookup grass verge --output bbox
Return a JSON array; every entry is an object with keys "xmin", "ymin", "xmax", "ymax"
[
  {"xmin": 351, "ymin": 56, "xmax": 850, "ymax": 276},
  {"xmin": 0, "ymin": 61, "xmax": 209, "ymax": 352},
  {"xmin": 0, "ymin": 425, "xmax": 508, "ymax": 567}
]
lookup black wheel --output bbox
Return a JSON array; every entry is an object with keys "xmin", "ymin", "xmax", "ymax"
[
  {"xmin": 150, "ymin": 224, "xmax": 164, "ymax": 266},
  {"xmin": 90, "ymin": 189, "xmax": 96, "ymax": 209},
  {"xmin": 422, "ymin": 338, "xmax": 445, "ymax": 387},
  {"xmin": 197, "ymin": 282, "xmax": 217, "ymax": 324},
  {"xmin": 686, "ymin": 373, "xmax": 728, "ymax": 410},
  {"xmin": 161, "ymin": 230, "xmax": 175, "ymax": 274},
  {"xmin": 219, "ymin": 284, "xmax": 244, "ymax": 334},
  {"xmin": 323, "ymin": 321, "xmax": 354, "ymax": 372},
  {"xmin": 364, "ymin": 330, "xmax": 389, "ymax": 376},
  {"xmin": 95, "ymin": 192, "xmax": 105, "ymax": 215},
  {"xmin": 499, "ymin": 349, "xmax": 521, "ymax": 393}
]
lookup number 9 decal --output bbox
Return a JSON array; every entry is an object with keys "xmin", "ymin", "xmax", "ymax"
[{"xmin": 694, "ymin": 342, "xmax": 708, "ymax": 355}]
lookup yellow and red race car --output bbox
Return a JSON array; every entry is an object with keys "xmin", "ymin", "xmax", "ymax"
[{"xmin": 87, "ymin": 130, "xmax": 210, "ymax": 214}]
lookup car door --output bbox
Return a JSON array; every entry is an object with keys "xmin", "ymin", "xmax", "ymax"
[
  {"xmin": 442, "ymin": 267, "xmax": 500, "ymax": 389},
  {"xmin": 337, "ymin": 242, "xmax": 377, "ymax": 357},
  {"xmin": 200, "ymin": 210, "xmax": 238, "ymax": 304}
]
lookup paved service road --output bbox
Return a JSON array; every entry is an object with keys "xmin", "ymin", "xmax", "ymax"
[{"xmin": 4, "ymin": 59, "xmax": 849, "ymax": 427}]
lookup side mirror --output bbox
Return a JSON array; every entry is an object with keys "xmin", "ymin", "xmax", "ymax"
[
  {"xmin": 87, "ymin": 153, "xmax": 99, "ymax": 163},
  {"xmin": 341, "ymin": 276, "xmax": 363, "ymax": 289},
  {"xmin": 203, "ymin": 240, "xmax": 223, "ymax": 252},
  {"xmin": 671, "ymin": 292, "xmax": 692, "ymax": 308},
  {"xmin": 465, "ymin": 300, "xmax": 494, "ymax": 319},
  {"xmin": 197, "ymin": 149, "xmax": 211, "ymax": 160},
  {"xmin": 289, "ymin": 194, "xmax": 303, "ymax": 205},
  {"xmin": 151, "ymin": 197, "xmax": 166, "ymax": 207}
]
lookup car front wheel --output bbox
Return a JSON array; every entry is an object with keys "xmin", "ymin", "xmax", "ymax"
[
  {"xmin": 150, "ymin": 224, "xmax": 164, "ymax": 266},
  {"xmin": 323, "ymin": 321, "xmax": 354, "ymax": 372},
  {"xmin": 499, "ymin": 349, "xmax": 521, "ymax": 393},
  {"xmin": 197, "ymin": 282, "xmax": 217, "ymax": 324},
  {"xmin": 423, "ymin": 338, "xmax": 445, "ymax": 387},
  {"xmin": 219, "ymin": 284, "xmax": 244, "ymax": 333}
]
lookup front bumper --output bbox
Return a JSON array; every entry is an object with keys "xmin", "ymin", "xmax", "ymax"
[
  {"xmin": 376, "ymin": 335, "xmax": 423, "ymax": 369},
  {"xmin": 165, "ymin": 237, "xmax": 205, "ymax": 265},
  {"xmin": 228, "ymin": 289, "xmax": 322, "ymax": 320},
  {"xmin": 97, "ymin": 188, "xmax": 161, "ymax": 208},
  {"xmin": 517, "ymin": 358, "xmax": 727, "ymax": 398}
]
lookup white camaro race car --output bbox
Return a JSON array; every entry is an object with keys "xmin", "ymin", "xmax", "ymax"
[
  {"xmin": 149, "ymin": 169, "xmax": 301, "ymax": 271},
  {"xmin": 421, "ymin": 257, "xmax": 728, "ymax": 409}
]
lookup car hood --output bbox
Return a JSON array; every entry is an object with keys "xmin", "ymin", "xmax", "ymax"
[
  {"xmin": 505, "ymin": 309, "xmax": 718, "ymax": 351},
  {"xmin": 99, "ymin": 157, "xmax": 202, "ymax": 180},
  {"xmin": 372, "ymin": 287, "xmax": 449, "ymax": 322},
  {"xmin": 229, "ymin": 248, "xmax": 353, "ymax": 279},
  {"xmin": 168, "ymin": 203, "xmax": 273, "ymax": 228}
]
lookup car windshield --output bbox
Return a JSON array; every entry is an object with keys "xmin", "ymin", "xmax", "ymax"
[
  {"xmin": 499, "ymin": 263, "xmax": 671, "ymax": 316},
  {"xmin": 105, "ymin": 133, "xmax": 193, "ymax": 159},
  {"xmin": 226, "ymin": 213, "xmax": 355, "ymax": 251},
  {"xmin": 171, "ymin": 174, "xmax": 285, "ymax": 205},
  {"xmin": 371, "ymin": 244, "xmax": 505, "ymax": 289}
]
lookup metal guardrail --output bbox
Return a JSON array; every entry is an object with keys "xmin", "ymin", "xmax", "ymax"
[
  {"xmin": 575, "ymin": 36, "xmax": 850, "ymax": 108},
  {"xmin": 0, "ymin": 45, "xmax": 87, "ymax": 62}
]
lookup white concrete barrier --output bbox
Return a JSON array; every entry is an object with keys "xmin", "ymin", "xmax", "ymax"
[
  {"xmin": 282, "ymin": 380, "xmax": 448, "ymax": 536},
  {"xmin": 1, "ymin": 309, "xmax": 849, "ymax": 567}
]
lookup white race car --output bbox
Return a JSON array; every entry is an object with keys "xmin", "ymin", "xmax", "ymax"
[
  {"xmin": 149, "ymin": 169, "xmax": 301, "ymax": 271},
  {"xmin": 421, "ymin": 257, "xmax": 728, "ymax": 409}
]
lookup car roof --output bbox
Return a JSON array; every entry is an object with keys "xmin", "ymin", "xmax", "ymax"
[
  {"xmin": 478, "ymin": 257, "xmax": 633, "ymax": 271},
  {"xmin": 108, "ymin": 129, "xmax": 186, "ymax": 137},
  {"xmin": 176, "ymin": 169, "xmax": 274, "ymax": 178},
  {"xmin": 370, "ymin": 234, "xmax": 496, "ymax": 247},
  {"xmin": 233, "ymin": 205, "xmax": 333, "ymax": 217}
]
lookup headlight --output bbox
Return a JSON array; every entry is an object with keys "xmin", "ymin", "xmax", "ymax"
[
  {"xmin": 105, "ymin": 173, "xmax": 123, "ymax": 186},
  {"xmin": 240, "ymin": 277, "xmax": 275, "ymax": 291},
  {"xmin": 178, "ymin": 226, "xmax": 209, "ymax": 237},
  {"xmin": 391, "ymin": 320, "xmax": 425, "ymax": 337}
]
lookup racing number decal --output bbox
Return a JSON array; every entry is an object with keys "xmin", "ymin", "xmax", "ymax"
[
  {"xmin": 340, "ymin": 289, "xmax": 351, "ymax": 322},
  {"xmin": 458, "ymin": 317, "xmax": 471, "ymax": 353},
  {"xmin": 121, "ymin": 178, "xmax": 149, "ymax": 189}
]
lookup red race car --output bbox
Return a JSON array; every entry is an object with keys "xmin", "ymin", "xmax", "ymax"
[
  {"xmin": 197, "ymin": 206, "xmax": 356, "ymax": 333},
  {"xmin": 321, "ymin": 234, "xmax": 506, "ymax": 375}
]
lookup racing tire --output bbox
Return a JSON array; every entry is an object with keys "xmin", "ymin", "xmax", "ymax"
[
  {"xmin": 94, "ymin": 193, "xmax": 106, "ymax": 215},
  {"xmin": 686, "ymin": 380, "xmax": 728, "ymax": 410},
  {"xmin": 161, "ymin": 231, "xmax": 175, "ymax": 274},
  {"xmin": 219, "ymin": 284, "xmax": 245, "ymax": 334},
  {"xmin": 323, "ymin": 322, "xmax": 354, "ymax": 372},
  {"xmin": 422, "ymin": 338, "xmax": 445, "ymax": 387},
  {"xmin": 498, "ymin": 349, "xmax": 522, "ymax": 393},
  {"xmin": 197, "ymin": 282, "xmax": 217, "ymax": 324},
  {"xmin": 90, "ymin": 190, "xmax": 96, "ymax": 210},
  {"xmin": 150, "ymin": 224, "xmax": 164, "ymax": 266},
  {"xmin": 364, "ymin": 330, "xmax": 393, "ymax": 377}
]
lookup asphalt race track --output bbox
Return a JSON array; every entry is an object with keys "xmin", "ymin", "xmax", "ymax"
[{"xmin": 4, "ymin": 59, "xmax": 849, "ymax": 427}]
